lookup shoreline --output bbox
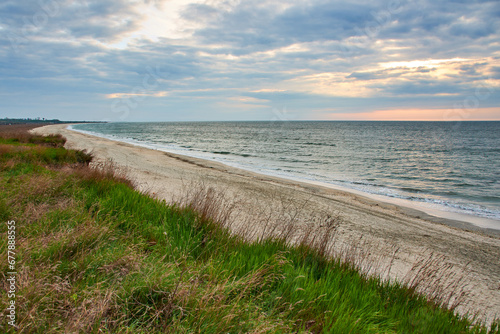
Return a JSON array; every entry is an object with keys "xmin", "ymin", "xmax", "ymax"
[
  {"xmin": 68, "ymin": 124, "xmax": 500, "ymax": 235},
  {"xmin": 32, "ymin": 123, "xmax": 500, "ymax": 323}
]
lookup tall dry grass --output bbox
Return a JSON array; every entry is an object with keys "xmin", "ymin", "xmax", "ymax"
[
  {"xmin": 174, "ymin": 181, "xmax": 479, "ymax": 322},
  {"xmin": 72, "ymin": 159, "xmax": 135, "ymax": 189},
  {"xmin": 0, "ymin": 124, "xmax": 66, "ymax": 147}
]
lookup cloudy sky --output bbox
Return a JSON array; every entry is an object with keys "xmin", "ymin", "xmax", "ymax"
[{"xmin": 1, "ymin": 0, "xmax": 499, "ymax": 121}]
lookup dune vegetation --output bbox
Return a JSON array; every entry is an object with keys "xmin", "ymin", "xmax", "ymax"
[{"xmin": 0, "ymin": 125, "xmax": 498, "ymax": 333}]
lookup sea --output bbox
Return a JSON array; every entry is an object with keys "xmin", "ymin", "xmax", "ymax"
[{"xmin": 71, "ymin": 121, "xmax": 500, "ymax": 227}]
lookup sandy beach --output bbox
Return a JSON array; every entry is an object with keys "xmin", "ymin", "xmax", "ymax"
[{"xmin": 32, "ymin": 124, "xmax": 500, "ymax": 324}]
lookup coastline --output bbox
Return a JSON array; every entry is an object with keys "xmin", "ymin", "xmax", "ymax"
[
  {"xmin": 31, "ymin": 124, "xmax": 500, "ymax": 323},
  {"xmin": 68, "ymin": 123, "xmax": 500, "ymax": 234}
]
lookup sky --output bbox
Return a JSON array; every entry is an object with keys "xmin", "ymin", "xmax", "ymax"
[{"xmin": 0, "ymin": 0, "xmax": 499, "ymax": 122}]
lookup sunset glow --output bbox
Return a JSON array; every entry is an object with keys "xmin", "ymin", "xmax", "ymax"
[{"xmin": 324, "ymin": 108, "xmax": 500, "ymax": 121}]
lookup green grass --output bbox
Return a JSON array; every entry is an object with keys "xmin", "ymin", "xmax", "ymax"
[{"xmin": 0, "ymin": 131, "xmax": 499, "ymax": 333}]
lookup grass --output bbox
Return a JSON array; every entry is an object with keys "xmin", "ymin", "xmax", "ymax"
[
  {"xmin": 0, "ymin": 124, "xmax": 67, "ymax": 147},
  {"xmin": 0, "ymin": 125, "xmax": 499, "ymax": 333}
]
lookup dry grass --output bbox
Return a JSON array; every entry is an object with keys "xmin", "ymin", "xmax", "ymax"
[
  {"xmin": 67, "ymin": 288, "xmax": 118, "ymax": 332},
  {"xmin": 175, "ymin": 181, "xmax": 242, "ymax": 229},
  {"xmin": 0, "ymin": 144, "xmax": 14, "ymax": 155},
  {"xmin": 11, "ymin": 263, "xmax": 73, "ymax": 332},
  {"xmin": 403, "ymin": 254, "xmax": 472, "ymax": 311},
  {"xmin": 72, "ymin": 159, "xmax": 135, "ymax": 189},
  {"xmin": 0, "ymin": 124, "xmax": 41, "ymax": 136},
  {"xmin": 175, "ymin": 181, "xmax": 481, "ymax": 324},
  {"xmin": 0, "ymin": 124, "xmax": 66, "ymax": 147}
]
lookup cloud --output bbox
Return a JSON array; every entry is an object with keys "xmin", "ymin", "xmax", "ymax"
[
  {"xmin": 0, "ymin": 0, "xmax": 499, "ymax": 121},
  {"xmin": 182, "ymin": 0, "xmax": 379, "ymax": 52},
  {"xmin": 323, "ymin": 107, "xmax": 500, "ymax": 121},
  {"xmin": 0, "ymin": 0, "xmax": 146, "ymax": 44},
  {"xmin": 106, "ymin": 91, "xmax": 169, "ymax": 99}
]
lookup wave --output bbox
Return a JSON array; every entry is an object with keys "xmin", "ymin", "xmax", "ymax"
[
  {"xmin": 303, "ymin": 142, "xmax": 337, "ymax": 147},
  {"xmin": 211, "ymin": 151, "xmax": 253, "ymax": 158}
]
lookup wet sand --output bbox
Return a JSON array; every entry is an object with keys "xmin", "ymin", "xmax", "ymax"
[{"xmin": 32, "ymin": 124, "xmax": 500, "ymax": 324}]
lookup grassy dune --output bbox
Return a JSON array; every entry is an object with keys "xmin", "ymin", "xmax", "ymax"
[{"xmin": 0, "ymin": 126, "xmax": 498, "ymax": 333}]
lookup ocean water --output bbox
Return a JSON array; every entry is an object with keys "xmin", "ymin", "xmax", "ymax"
[{"xmin": 72, "ymin": 121, "xmax": 500, "ymax": 223}]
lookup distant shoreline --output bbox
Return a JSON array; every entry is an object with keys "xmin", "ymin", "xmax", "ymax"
[{"xmin": 0, "ymin": 118, "xmax": 106, "ymax": 126}]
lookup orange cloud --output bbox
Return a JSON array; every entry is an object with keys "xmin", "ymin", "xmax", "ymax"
[{"xmin": 105, "ymin": 91, "xmax": 168, "ymax": 99}]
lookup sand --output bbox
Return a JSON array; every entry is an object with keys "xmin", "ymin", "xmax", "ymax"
[{"xmin": 32, "ymin": 124, "xmax": 500, "ymax": 324}]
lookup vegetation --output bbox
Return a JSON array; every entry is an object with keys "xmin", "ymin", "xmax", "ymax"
[
  {"xmin": 0, "ymin": 118, "xmax": 107, "ymax": 125},
  {"xmin": 0, "ymin": 126, "xmax": 498, "ymax": 333},
  {"xmin": 0, "ymin": 118, "xmax": 64, "ymax": 125}
]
